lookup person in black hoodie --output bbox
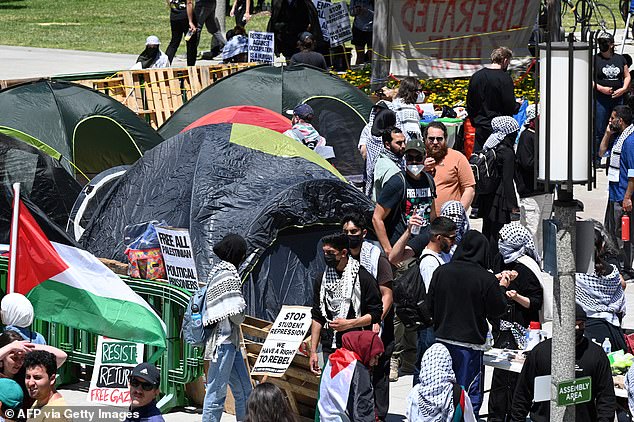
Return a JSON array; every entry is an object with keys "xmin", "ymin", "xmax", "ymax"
[
  {"xmin": 427, "ymin": 230, "xmax": 509, "ymax": 416},
  {"xmin": 510, "ymin": 305, "xmax": 616, "ymax": 422}
]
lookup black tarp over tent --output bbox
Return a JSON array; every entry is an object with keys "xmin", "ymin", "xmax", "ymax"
[
  {"xmin": 80, "ymin": 123, "xmax": 374, "ymax": 319},
  {"xmin": 158, "ymin": 65, "xmax": 373, "ymax": 183}
]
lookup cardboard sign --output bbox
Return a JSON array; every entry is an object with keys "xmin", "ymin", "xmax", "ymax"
[
  {"xmin": 557, "ymin": 376, "xmax": 592, "ymax": 406},
  {"xmin": 251, "ymin": 306, "xmax": 312, "ymax": 377},
  {"xmin": 156, "ymin": 227, "xmax": 199, "ymax": 291},
  {"xmin": 248, "ymin": 31, "xmax": 275, "ymax": 63},
  {"xmin": 88, "ymin": 337, "xmax": 144, "ymax": 406},
  {"xmin": 325, "ymin": 2, "xmax": 353, "ymax": 47},
  {"xmin": 313, "ymin": 0, "xmax": 332, "ymax": 41}
]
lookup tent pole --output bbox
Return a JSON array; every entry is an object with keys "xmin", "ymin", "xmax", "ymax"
[{"xmin": 9, "ymin": 182, "xmax": 20, "ymax": 294}]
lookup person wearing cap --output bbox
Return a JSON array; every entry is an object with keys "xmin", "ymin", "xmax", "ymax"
[
  {"xmin": 0, "ymin": 378, "xmax": 23, "ymax": 422},
  {"xmin": 289, "ymin": 32, "xmax": 327, "ymax": 70},
  {"xmin": 1, "ymin": 293, "xmax": 46, "ymax": 345},
  {"xmin": 283, "ymin": 104, "xmax": 327, "ymax": 150},
  {"xmin": 124, "ymin": 363, "xmax": 164, "ymax": 422},
  {"xmin": 24, "ymin": 350, "xmax": 71, "ymax": 422},
  {"xmin": 132, "ymin": 36, "xmax": 170, "ymax": 70},
  {"xmin": 510, "ymin": 304, "xmax": 616, "ymax": 421},
  {"xmin": 594, "ymin": 33, "xmax": 630, "ymax": 167}
]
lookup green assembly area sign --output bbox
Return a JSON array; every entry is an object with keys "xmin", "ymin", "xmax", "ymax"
[{"xmin": 557, "ymin": 376, "xmax": 592, "ymax": 406}]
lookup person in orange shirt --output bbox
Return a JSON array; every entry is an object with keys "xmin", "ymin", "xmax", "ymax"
[{"xmin": 424, "ymin": 121, "xmax": 476, "ymax": 216}]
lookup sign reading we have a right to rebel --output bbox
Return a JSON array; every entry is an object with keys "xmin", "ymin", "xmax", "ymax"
[{"xmin": 251, "ymin": 306, "xmax": 312, "ymax": 377}]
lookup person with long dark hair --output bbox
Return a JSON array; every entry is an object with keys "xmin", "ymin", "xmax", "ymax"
[
  {"xmin": 244, "ymin": 383, "xmax": 296, "ymax": 422},
  {"xmin": 392, "ymin": 77, "xmax": 423, "ymax": 141}
]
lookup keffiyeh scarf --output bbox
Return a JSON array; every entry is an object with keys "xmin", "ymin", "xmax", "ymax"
[
  {"xmin": 204, "ymin": 261, "xmax": 247, "ymax": 326},
  {"xmin": 608, "ymin": 124, "xmax": 634, "ymax": 183},
  {"xmin": 576, "ymin": 264, "xmax": 626, "ymax": 321},
  {"xmin": 498, "ymin": 223, "xmax": 541, "ymax": 265},
  {"xmin": 320, "ymin": 257, "xmax": 362, "ymax": 348},
  {"xmin": 440, "ymin": 200, "xmax": 469, "ymax": 245},
  {"xmin": 484, "ymin": 116, "xmax": 520, "ymax": 150},
  {"xmin": 499, "ymin": 320, "xmax": 528, "ymax": 349},
  {"xmin": 415, "ymin": 343, "xmax": 455, "ymax": 422}
]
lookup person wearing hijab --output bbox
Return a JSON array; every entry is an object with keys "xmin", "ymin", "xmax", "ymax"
[
  {"xmin": 576, "ymin": 225, "xmax": 627, "ymax": 352},
  {"xmin": 1, "ymin": 293, "xmax": 46, "ymax": 345},
  {"xmin": 511, "ymin": 305, "xmax": 616, "ymax": 421},
  {"xmin": 439, "ymin": 200, "xmax": 470, "ymax": 259},
  {"xmin": 427, "ymin": 230, "xmax": 508, "ymax": 416},
  {"xmin": 406, "ymin": 343, "xmax": 477, "ymax": 422},
  {"xmin": 487, "ymin": 223, "xmax": 543, "ymax": 422},
  {"xmin": 317, "ymin": 331, "xmax": 384, "ymax": 422},
  {"xmin": 132, "ymin": 36, "xmax": 170, "ymax": 70},
  {"xmin": 202, "ymin": 234, "xmax": 252, "ymax": 422},
  {"xmin": 477, "ymin": 115, "xmax": 519, "ymax": 258}
]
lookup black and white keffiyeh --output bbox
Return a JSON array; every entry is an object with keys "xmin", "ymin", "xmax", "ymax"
[
  {"xmin": 498, "ymin": 223, "xmax": 541, "ymax": 265},
  {"xmin": 626, "ymin": 365, "xmax": 634, "ymax": 414},
  {"xmin": 484, "ymin": 116, "xmax": 520, "ymax": 150},
  {"xmin": 608, "ymin": 124, "xmax": 634, "ymax": 183},
  {"xmin": 414, "ymin": 343, "xmax": 455, "ymax": 421},
  {"xmin": 499, "ymin": 320, "xmax": 528, "ymax": 349},
  {"xmin": 204, "ymin": 261, "xmax": 247, "ymax": 325},
  {"xmin": 440, "ymin": 200, "xmax": 469, "ymax": 244},
  {"xmin": 320, "ymin": 257, "xmax": 362, "ymax": 347},
  {"xmin": 576, "ymin": 264, "xmax": 626, "ymax": 319},
  {"xmin": 525, "ymin": 104, "xmax": 536, "ymax": 123}
]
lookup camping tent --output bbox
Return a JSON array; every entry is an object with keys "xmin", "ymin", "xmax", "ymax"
[
  {"xmin": 158, "ymin": 65, "xmax": 373, "ymax": 183},
  {"xmin": 0, "ymin": 133, "xmax": 82, "ymax": 243},
  {"xmin": 0, "ymin": 80, "xmax": 163, "ymax": 181},
  {"xmin": 182, "ymin": 106, "xmax": 291, "ymax": 134},
  {"xmin": 80, "ymin": 123, "xmax": 374, "ymax": 320}
]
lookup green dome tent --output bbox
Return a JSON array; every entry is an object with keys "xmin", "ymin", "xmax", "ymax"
[
  {"xmin": 0, "ymin": 80, "xmax": 163, "ymax": 182},
  {"xmin": 158, "ymin": 65, "xmax": 373, "ymax": 183}
]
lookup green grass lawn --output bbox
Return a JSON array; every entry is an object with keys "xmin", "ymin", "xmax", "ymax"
[
  {"xmin": 560, "ymin": 0, "xmax": 623, "ymax": 36},
  {"xmin": 0, "ymin": 0, "xmax": 270, "ymax": 54}
]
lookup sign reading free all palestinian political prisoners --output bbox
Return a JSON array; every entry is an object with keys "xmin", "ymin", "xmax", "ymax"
[
  {"xmin": 248, "ymin": 31, "xmax": 275, "ymax": 63},
  {"xmin": 387, "ymin": 0, "xmax": 540, "ymax": 78},
  {"xmin": 156, "ymin": 227, "xmax": 199, "ymax": 291},
  {"xmin": 325, "ymin": 2, "xmax": 353, "ymax": 47},
  {"xmin": 251, "ymin": 306, "xmax": 312, "ymax": 377},
  {"xmin": 88, "ymin": 336, "xmax": 144, "ymax": 406}
]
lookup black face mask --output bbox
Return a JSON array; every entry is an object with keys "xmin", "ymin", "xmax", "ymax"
[
  {"xmin": 598, "ymin": 41, "xmax": 611, "ymax": 53},
  {"xmin": 575, "ymin": 328, "xmax": 585, "ymax": 345},
  {"xmin": 324, "ymin": 254, "xmax": 339, "ymax": 268},
  {"xmin": 347, "ymin": 235, "xmax": 363, "ymax": 249}
]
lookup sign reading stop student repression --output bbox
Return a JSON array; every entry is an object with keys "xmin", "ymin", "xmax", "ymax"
[
  {"xmin": 251, "ymin": 306, "xmax": 312, "ymax": 377},
  {"xmin": 88, "ymin": 336, "xmax": 144, "ymax": 406},
  {"xmin": 156, "ymin": 227, "xmax": 199, "ymax": 291},
  {"xmin": 325, "ymin": 2, "xmax": 352, "ymax": 47}
]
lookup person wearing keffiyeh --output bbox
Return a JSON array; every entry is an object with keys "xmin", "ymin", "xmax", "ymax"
[
  {"xmin": 310, "ymin": 233, "xmax": 383, "ymax": 376},
  {"xmin": 202, "ymin": 234, "xmax": 252, "ymax": 422},
  {"xmin": 598, "ymin": 105, "xmax": 634, "ymax": 246},
  {"xmin": 372, "ymin": 127, "xmax": 406, "ymax": 201},
  {"xmin": 487, "ymin": 223, "xmax": 543, "ymax": 422},
  {"xmin": 406, "ymin": 343, "xmax": 477, "ymax": 422},
  {"xmin": 576, "ymin": 226, "xmax": 628, "ymax": 352}
]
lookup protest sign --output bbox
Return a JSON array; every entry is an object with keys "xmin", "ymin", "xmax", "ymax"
[
  {"xmin": 156, "ymin": 226, "xmax": 199, "ymax": 291},
  {"xmin": 251, "ymin": 306, "xmax": 312, "ymax": 377},
  {"xmin": 325, "ymin": 2, "xmax": 352, "ymax": 47},
  {"xmin": 88, "ymin": 336, "xmax": 144, "ymax": 406},
  {"xmin": 313, "ymin": 0, "xmax": 332, "ymax": 41},
  {"xmin": 248, "ymin": 31, "xmax": 275, "ymax": 63}
]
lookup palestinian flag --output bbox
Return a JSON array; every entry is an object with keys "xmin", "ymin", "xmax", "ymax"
[
  {"xmin": 317, "ymin": 348, "xmax": 374, "ymax": 421},
  {"xmin": 7, "ymin": 187, "xmax": 166, "ymax": 348}
]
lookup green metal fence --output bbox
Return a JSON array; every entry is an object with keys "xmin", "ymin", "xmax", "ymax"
[{"xmin": 0, "ymin": 257, "xmax": 204, "ymax": 412}]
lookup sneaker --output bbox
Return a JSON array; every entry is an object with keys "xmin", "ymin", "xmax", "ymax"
[{"xmin": 389, "ymin": 357, "xmax": 399, "ymax": 382}]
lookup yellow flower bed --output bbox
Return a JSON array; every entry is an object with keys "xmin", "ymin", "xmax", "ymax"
[{"xmin": 338, "ymin": 66, "xmax": 537, "ymax": 107}]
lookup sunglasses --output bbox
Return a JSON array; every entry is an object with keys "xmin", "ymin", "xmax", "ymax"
[
  {"xmin": 130, "ymin": 378, "xmax": 157, "ymax": 391},
  {"xmin": 406, "ymin": 154, "xmax": 424, "ymax": 163},
  {"xmin": 426, "ymin": 137, "xmax": 444, "ymax": 143},
  {"xmin": 441, "ymin": 234, "xmax": 457, "ymax": 240}
]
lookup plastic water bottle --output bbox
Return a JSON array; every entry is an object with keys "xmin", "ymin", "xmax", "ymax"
[
  {"xmin": 525, "ymin": 321, "xmax": 541, "ymax": 351},
  {"xmin": 191, "ymin": 304, "xmax": 202, "ymax": 328},
  {"xmin": 410, "ymin": 209, "xmax": 426, "ymax": 235},
  {"xmin": 485, "ymin": 331, "xmax": 493, "ymax": 350},
  {"xmin": 602, "ymin": 337, "xmax": 612, "ymax": 354}
]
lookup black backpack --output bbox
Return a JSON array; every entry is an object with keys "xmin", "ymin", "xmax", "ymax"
[
  {"xmin": 392, "ymin": 256, "xmax": 436, "ymax": 329},
  {"xmin": 469, "ymin": 147, "xmax": 500, "ymax": 195}
]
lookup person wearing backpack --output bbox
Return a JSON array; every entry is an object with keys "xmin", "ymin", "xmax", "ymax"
[
  {"xmin": 476, "ymin": 115, "xmax": 519, "ymax": 258},
  {"xmin": 202, "ymin": 234, "xmax": 252, "ymax": 422},
  {"xmin": 406, "ymin": 343, "xmax": 477, "ymax": 422}
]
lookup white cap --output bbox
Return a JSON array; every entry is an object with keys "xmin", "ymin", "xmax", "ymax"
[{"xmin": 146, "ymin": 35, "xmax": 161, "ymax": 46}]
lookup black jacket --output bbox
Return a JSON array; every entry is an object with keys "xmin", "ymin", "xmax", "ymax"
[
  {"xmin": 514, "ymin": 128, "xmax": 543, "ymax": 198},
  {"xmin": 466, "ymin": 67, "xmax": 520, "ymax": 131},
  {"xmin": 477, "ymin": 135, "xmax": 518, "ymax": 224},
  {"xmin": 510, "ymin": 337, "xmax": 616, "ymax": 422},
  {"xmin": 428, "ymin": 230, "xmax": 508, "ymax": 345},
  {"xmin": 312, "ymin": 265, "xmax": 383, "ymax": 353}
]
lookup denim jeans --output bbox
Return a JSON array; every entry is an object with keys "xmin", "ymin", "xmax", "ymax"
[
  {"xmin": 595, "ymin": 94, "xmax": 622, "ymax": 158},
  {"xmin": 412, "ymin": 327, "xmax": 435, "ymax": 386},
  {"xmin": 202, "ymin": 343, "xmax": 253, "ymax": 422}
]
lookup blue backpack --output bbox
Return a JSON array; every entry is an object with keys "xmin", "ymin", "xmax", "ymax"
[{"xmin": 181, "ymin": 284, "xmax": 214, "ymax": 347}]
